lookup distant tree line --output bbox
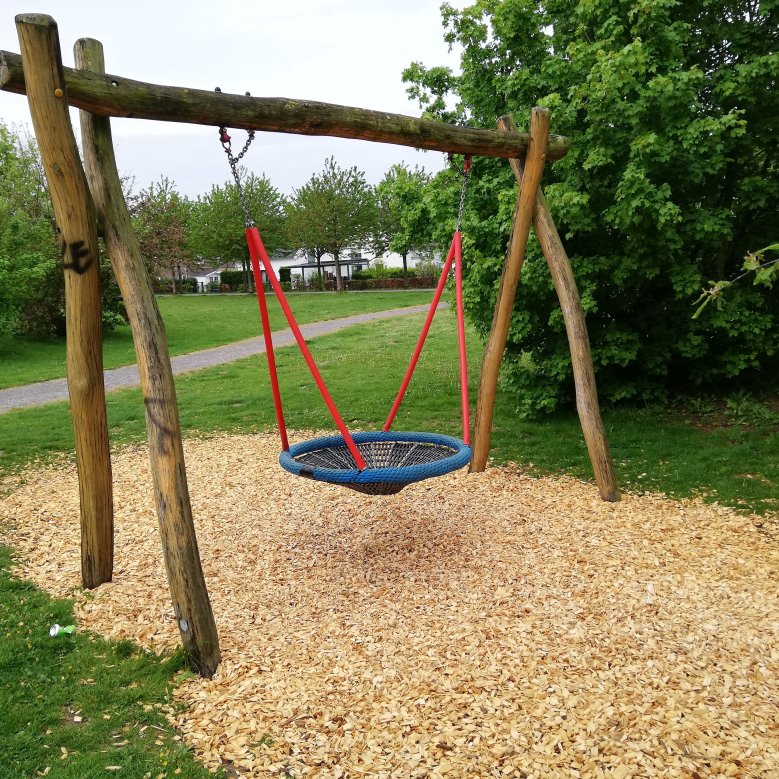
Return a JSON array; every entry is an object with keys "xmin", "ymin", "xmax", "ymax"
[
  {"xmin": 1, "ymin": 123, "xmax": 444, "ymax": 332},
  {"xmin": 130, "ymin": 156, "xmax": 439, "ymax": 294}
]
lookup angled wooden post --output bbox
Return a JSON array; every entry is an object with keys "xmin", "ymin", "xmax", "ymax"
[
  {"xmin": 74, "ymin": 37, "xmax": 220, "ymax": 677},
  {"xmin": 470, "ymin": 107, "xmax": 550, "ymax": 473},
  {"xmin": 497, "ymin": 115, "xmax": 619, "ymax": 502},
  {"xmin": 15, "ymin": 14, "xmax": 113, "ymax": 588}
]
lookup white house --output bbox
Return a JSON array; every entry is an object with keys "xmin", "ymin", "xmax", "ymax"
[
  {"xmin": 265, "ymin": 248, "xmax": 438, "ymax": 285},
  {"xmin": 191, "ymin": 267, "xmax": 223, "ymax": 292},
  {"xmin": 184, "ymin": 246, "xmax": 437, "ymax": 292}
]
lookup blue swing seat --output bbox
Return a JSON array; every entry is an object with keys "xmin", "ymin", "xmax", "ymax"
[{"xmin": 279, "ymin": 431, "xmax": 472, "ymax": 495}]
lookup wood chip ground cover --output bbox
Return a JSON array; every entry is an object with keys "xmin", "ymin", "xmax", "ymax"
[{"xmin": 1, "ymin": 433, "xmax": 777, "ymax": 778}]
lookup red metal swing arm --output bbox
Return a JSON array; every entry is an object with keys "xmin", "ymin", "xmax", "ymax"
[
  {"xmin": 245, "ymin": 226, "xmax": 367, "ymax": 469},
  {"xmin": 383, "ymin": 230, "xmax": 471, "ymax": 444}
]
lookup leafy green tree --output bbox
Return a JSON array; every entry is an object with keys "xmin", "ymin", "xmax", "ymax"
[
  {"xmin": 188, "ymin": 169, "xmax": 286, "ymax": 291},
  {"xmin": 374, "ymin": 164, "xmax": 433, "ymax": 275},
  {"xmin": 0, "ymin": 124, "xmax": 54, "ymax": 335},
  {"xmin": 130, "ymin": 177, "xmax": 193, "ymax": 294},
  {"xmin": 284, "ymin": 196, "xmax": 328, "ymax": 283},
  {"xmin": 286, "ymin": 157, "xmax": 376, "ymax": 291},
  {"xmin": 405, "ymin": 0, "xmax": 779, "ymax": 412},
  {"xmin": 0, "ymin": 123, "xmax": 125, "ymax": 338}
]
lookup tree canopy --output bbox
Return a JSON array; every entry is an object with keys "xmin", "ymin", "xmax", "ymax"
[
  {"xmin": 374, "ymin": 164, "xmax": 434, "ymax": 275},
  {"xmin": 188, "ymin": 169, "xmax": 287, "ymax": 290},
  {"xmin": 405, "ymin": 0, "xmax": 779, "ymax": 412},
  {"xmin": 285, "ymin": 157, "xmax": 376, "ymax": 290},
  {"xmin": 0, "ymin": 122, "xmax": 125, "ymax": 338}
]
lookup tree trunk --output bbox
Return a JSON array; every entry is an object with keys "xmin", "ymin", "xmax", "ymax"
[
  {"xmin": 402, "ymin": 251, "xmax": 408, "ymax": 277},
  {"xmin": 334, "ymin": 249, "xmax": 343, "ymax": 291},
  {"xmin": 242, "ymin": 258, "xmax": 252, "ymax": 293}
]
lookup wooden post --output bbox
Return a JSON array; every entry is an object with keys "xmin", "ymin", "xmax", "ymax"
[
  {"xmin": 497, "ymin": 115, "xmax": 619, "ymax": 502},
  {"xmin": 470, "ymin": 107, "xmax": 550, "ymax": 473},
  {"xmin": 15, "ymin": 14, "xmax": 113, "ymax": 587},
  {"xmin": 74, "ymin": 37, "xmax": 220, "ymax": 677}
]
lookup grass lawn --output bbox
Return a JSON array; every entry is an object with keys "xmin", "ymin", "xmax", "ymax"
[
  {"xmin": 1, "ymin": 310, "xmax": 777, "ymax": 515},
  {"xmin": 0, "ymin": 545, "xmax": 222, "ymax": 779},
  {"xmin": 0, "ymin": 290, "xmax": 433, "ymax": 390}
]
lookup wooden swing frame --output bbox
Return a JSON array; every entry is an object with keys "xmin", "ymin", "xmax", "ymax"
[{"xmin": 1, "ymin": 13, "xmax": 618, "ymax": 678}]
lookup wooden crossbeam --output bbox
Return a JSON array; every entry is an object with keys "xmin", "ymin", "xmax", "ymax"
[{"xmin": 0, "ymin": 48, "xmax": 569, "ymax": 160}]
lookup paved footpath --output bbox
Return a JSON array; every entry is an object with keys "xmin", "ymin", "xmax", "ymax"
[{"xmin": 0, "ymin": 304, "xmax": 436, "ymax": 415}]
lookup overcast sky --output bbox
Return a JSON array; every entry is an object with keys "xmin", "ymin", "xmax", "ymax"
[{"xmin": 1, "ymin": 1, "xmax": 463, "ymax": 199}]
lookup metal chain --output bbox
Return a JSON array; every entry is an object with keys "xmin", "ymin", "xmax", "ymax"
[
  {"xmin": 219, "ymin": 126, "xmax": 255, "ymax": 228},
  {"xmin": 217, "ymin": 89, "xmax": 257, "ymax": 228},
  {"xmin": 453, "ymin": 155, "xmax": 472, "ymax": 233}
]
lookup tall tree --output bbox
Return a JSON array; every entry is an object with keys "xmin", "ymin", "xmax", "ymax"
[
  {"xmin": 374, "ymin": 164, "xmax": 434, "ymax": 276},
  {"xmin": 0, "ymin": 122, "xmax": 56, "ymax": 335},
  {"xmin": 284, "ymin": 200, "xmax": 328, "ymax": 283},
  {"xmin": 130, "ymin": 177, "xmax": 191, "ymax": 293},
  {"xmin": 0, "ymin": 122, "xmax": 124, "ymax": 337},
  {"xmin": 405, "ymin": 0, "xmax": 779, "ymax": 412},
  {"xmin": 286, "ymin": 157, "xmax": 377, "ymax": 290},
  {"xmin": 188, "ymin": 169, "xmax": 286, "ymax": 291}
]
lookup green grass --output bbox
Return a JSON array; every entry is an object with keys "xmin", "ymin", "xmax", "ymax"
[
  {"xmin": 1, "ymin": 311, "xmax": 777, "ymax": 515},
  {"xmin": 0, "ymin": 546, "xmax": 222, "ymax": 779},
  {"xmin": 0, "ymin": 290, "xmax": 433, "ymax": 390}
]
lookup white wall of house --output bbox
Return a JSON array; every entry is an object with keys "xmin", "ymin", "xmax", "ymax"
[
  {"xmin": 372, "ymin": 250, "xmax": 434, "ymax": 271},
  {"xmin": 192, "ymin": 270, "xmax": 222, "ymax": 290}
]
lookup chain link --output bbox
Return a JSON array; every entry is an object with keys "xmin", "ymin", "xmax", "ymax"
[
  {"xmin": 455, "ymin": 155, "xmax": 472, "ymax": 233},
  {"xmin": 219, "ymin": 124, "xmax": 256, "ymax": 228}
]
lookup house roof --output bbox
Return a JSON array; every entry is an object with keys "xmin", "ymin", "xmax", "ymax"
[{"xmin": 277, "ymin": 258, "xmax": 366, "ymax": 271}]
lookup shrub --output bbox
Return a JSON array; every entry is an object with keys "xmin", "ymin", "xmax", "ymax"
[
  {"xmin": 352, "ymin": 264, "xmax": 408, "ymax": 281},
  {"xmin": 346, "ymin": 276, "xmax": 436, "ymax": 291},
  {"xmin": 179, "ymin": 277, "xmax": 198, "ymax": 294},
  {"xmin": 11, "ymin": 254, "xmax": 127, "ymax": 339},
  {"xmin": 307, "ymin": 274, "xmax": 328, "ymax": 291},
  {"xmin": 219, "ymin": 269, "xmax": 244, "ymax": 288}
]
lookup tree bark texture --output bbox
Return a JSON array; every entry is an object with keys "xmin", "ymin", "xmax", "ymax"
[
  {"xmin": 0, "ymin": 48, "xmax": 569, "ymax": 161},
  {"xmin": 496, "ymin": 115, "xmax": 619, "ymax": 502},
  {"xmin": 75, "ymin": 36, "xmax": 221, "ymax": 677},
  {"xmin": 470, "ymin": 108, "xmax": 550, "ymax": 473},
  {"xmin": 15, "ymin": 14, "xmax": 114, "ymax": 588}
]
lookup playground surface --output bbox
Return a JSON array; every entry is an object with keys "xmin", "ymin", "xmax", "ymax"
[{"xmin": 2, "ymin": 433, "xmax": 777, "ymax": 777}]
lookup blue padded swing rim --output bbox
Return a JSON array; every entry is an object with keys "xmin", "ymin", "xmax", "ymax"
[{"xmin": 279, "ymin": 431, "xmax": 472, "ymax": 485}]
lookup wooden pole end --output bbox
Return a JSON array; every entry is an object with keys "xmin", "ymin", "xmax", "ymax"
[
  {"xmin": 15, "ymin": 13, "xmax": 57, "ymax": 27},
  {"xmin": 74, "ymin": 38, "xmax": 105, "ymax": 71}
]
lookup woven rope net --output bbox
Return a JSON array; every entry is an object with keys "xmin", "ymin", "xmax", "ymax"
[{"xmin": 292, "ymin": 439, "xmax": 461, "ymax": 495}]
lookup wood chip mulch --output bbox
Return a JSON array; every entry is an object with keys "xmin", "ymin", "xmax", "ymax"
[{"xmin": 1, "ymin": 433, "xmax": 778, "ymax": 778}]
